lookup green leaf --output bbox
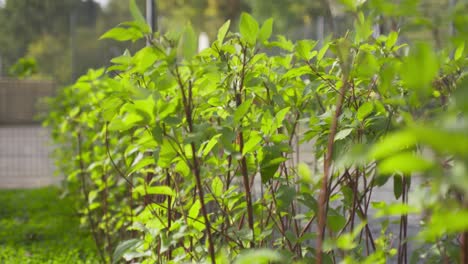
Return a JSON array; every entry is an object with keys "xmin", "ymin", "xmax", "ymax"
[
  {"xmin": 327, "ymin": 213, "xmax": 347, "ymax": 232},
  {"xmin": 400, "ymin": 42, "xmax": 439, "ymax": 93},
  {"xmin": 317, "ymin": 42, "xmax": 330, "ymax": 61},
  {"xmin": 133, "ymin": 185, "xmax": 175, "ymax": 196},
  {"xmin": 339, "ymin": 0, "xmax": 359, "ymax": 11},
  {"xmin": 113, "ymin": 239, "xmax": 142, "ymax": 264},
  {"xmin": 296, "ymin": 40, "xmax": 318, "ymax": 60},
  {"xmin": 146, "ymin": 186, "xmax": 175, "ymax": 196},
  {"xmin": 157, "ymin": 139, "xmax": 177, "ymax": 168},
  {"xmin": 354, "ymin": 12, "xmax": 373, "ymax": 42},
  {"xmin": 334, "ymin": 128, "xmax": 353, "ymax": 141},
  {"xmin": 386, "ymin": 31, "xmax": 398, "ymax": 48},
  {"xmin": 200, "ymin": 134, "xmax": 222, "ymax": 157},
  {"xmin": 373, "ymin": 202, "xmax": 420, "ymax": 217},
  {"xmin": 189, "ymin": 200, "xmax": 201, "ymax": 220},
  {"xmin": 378, "ymin": 152, "xmax": 433, "ymax": 174},
  {"xmin": 258, "ymin": 18, "xmax": 273, "ymax": 43},
  {"xmin": 234, "ymin": 99, "xmax": 253, "ymax": 123},
  {"xmin": 455, "ymin": 42, "xmax": 465, "ymax": 61},
  {"xmin": 411, "ymin": 126, "xmax": 468, "ymax": 157},
  {"xmin": 369, "ymin": 130, "xmax": 417, "ymax": 160},
  {"xmin": 277, "ymin": 185, "xmax": 296, "ymax": 210},
  {"xmin": 242, "ymin": 133, "xmax": 263, "ymax": 155},
  {"xmin": 128, "ymin": 156, "xmax": 154, "ymax": 174},
  {"xmin": 234, "ymin": 249, "xmax": 284, "ymax": 264},
  {"xmin": 132, "ymin": 46, "xmax": 161, "ymax": 72},
  {"xmin": 100, "ymin": 27, "xmax": 144, "ymax": 42},
  {"xmin": 393, "ymin": 175, "xmax": 403, "ymax": 199},
  {"xmin": 217, "ymin": 20, "xmax": 231, "ymax": 43},
  {"xmin": 274, "ymin": 107, "xmax": 290, "ymax": 128},
  {"xmin": 260, "ymin": 146, "xmax": 284, "ymax": 183},
  {"xmin": 421, "ymin": 210, "xmax": 468, "ymax": 241},
  {"xmin": 239, "ymin": 13, "xmax": 259, "ymax": 45},
  {"xmin": 129, "ymin": 0, "xmax": 146, "ymax": 24},
  {"xmin": 357, "ymin": 101, "xmax": 374, "ymax": 121},
  {"xmin": 297, "ymin": 162, "xmax": 313, "ymax": 183},
  {"xmin": 178, "ymin": 24, "xmax": 197, "ymax": 60},
  {"xmin": 335, "ymin": 233, "xmax": 357, "ymax": 250},
  {"xmin": 268, "ymin": 35, "xmax": 294, "ymax": 51},
  {"xmin": 211, "ymin": 176, "xmax": 223, "ymax": 197}
]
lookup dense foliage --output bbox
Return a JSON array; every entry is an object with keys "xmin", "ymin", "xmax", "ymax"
[
  {"xmin": 46, "ymin": 0, "xmax": 468, "ymax": 263},
  {"xmin": 0, "ymin": 187, "xmax": 99, "ymax": 263}
]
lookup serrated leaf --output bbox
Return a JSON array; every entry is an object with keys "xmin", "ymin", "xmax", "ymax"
[
  {"xmin": 357, "ymin": 101, "xmax": 374, "ymax": 121},
  {"xmin": 258, "ymin": 18, "xmax": 273, "ymax": 43},
  {"xmin": 217, "ymin": 20, "xmax": 231, "ymax": 43},
  {"xmin": 239, "ymin": 13, "xmax": 259, "ymax": 45},
  {"xmin": 334, "ymin": 128, "xmax": 353, "ymax": 141}
]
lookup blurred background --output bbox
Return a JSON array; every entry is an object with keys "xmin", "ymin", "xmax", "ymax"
[
  {"xmin": 0, "ymin": 0, "xmax": 462, "ymax": 188},
  {"xmin": 0, "ymin": 0, "xmax": 459, "ymax": 85}
]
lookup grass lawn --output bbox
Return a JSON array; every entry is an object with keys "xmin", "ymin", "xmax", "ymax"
[{"xmin": 0, "ymin": 187, "xmax": 100, "ymax": 263}]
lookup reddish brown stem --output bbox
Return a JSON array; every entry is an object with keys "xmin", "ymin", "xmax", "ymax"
[
  {"xmin": 174, "ymin": 67, "xmax": 216, "ymax": 263},
  {"xmin": 316, "ymin": 76, "xmax": 350, "ymax": 264},
  {"xmin": 235, "ymin": 45, "xmax": 255, "ymax": 247}
]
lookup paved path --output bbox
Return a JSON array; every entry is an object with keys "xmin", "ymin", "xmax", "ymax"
[{"xmin": 0, "ymin": 125, "xmax": 59, "ymax": 189}]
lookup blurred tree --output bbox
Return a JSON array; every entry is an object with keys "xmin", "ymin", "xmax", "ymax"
[
  {"xmin": 8, "ymin": 57, "xmax": 38, "ymax": 79},
  {"xmin": 250, "ymin": 0, "xmax": 327, "ymax": 39},
  {"xmin": 0, "ymin": 0, "xmax": 101, "ymax": 82},
  {"xmin": 26, "ymin": 34, "xmax": 71, "ymax": 83},
  {"xmin": 0, "ymin": 0, "xmax": 76, "ymax": 69},
  {"xmin": 0, "ymin": 0, "xmax": 457, "ymax": 83}
]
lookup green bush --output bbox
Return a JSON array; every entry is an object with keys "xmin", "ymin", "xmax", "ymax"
[{"xmin": 45, "ymin": 0, "xmax": 468, "ymax": 263}]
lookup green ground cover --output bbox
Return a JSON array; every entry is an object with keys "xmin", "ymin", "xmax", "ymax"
[{"xmin": 0, "ymin": 187, "xmax": 100, "ymax": 263}]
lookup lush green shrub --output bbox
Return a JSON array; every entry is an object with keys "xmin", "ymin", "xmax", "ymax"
[{"xmin": 45, "ymin": 0, "xmax": 468, "ymax": 263}]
